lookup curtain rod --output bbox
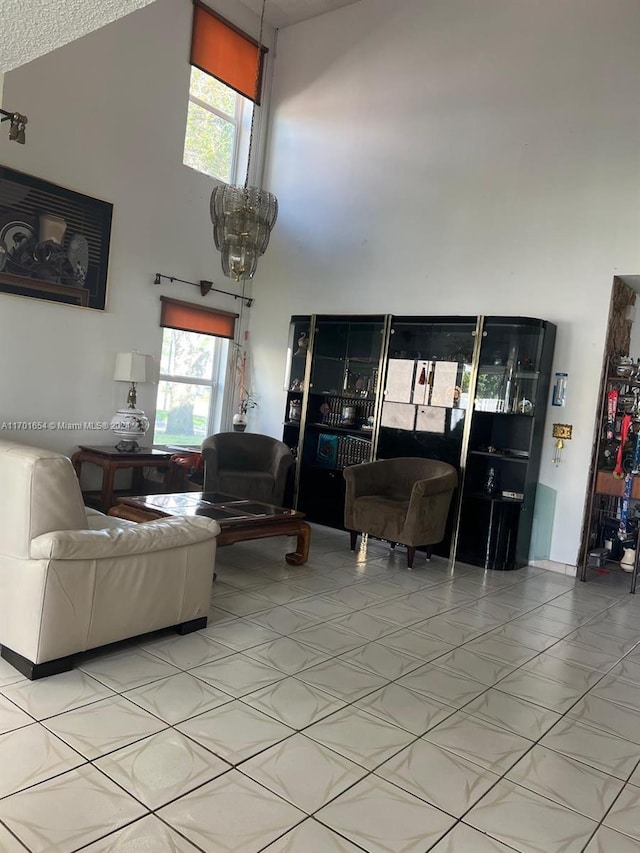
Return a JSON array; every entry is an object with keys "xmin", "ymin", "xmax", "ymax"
[{"xmin": 153, "ymin": 272, "xmax": 253, "ymax": 307}]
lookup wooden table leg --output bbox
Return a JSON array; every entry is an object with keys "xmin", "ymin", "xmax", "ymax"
[
  {"xmin": 101, "ymin": 463, "xmax": 116, "ymax": 511},
  {"xmin": 285, "ymin": 522, "xmax": 311, "ymax": 566}
]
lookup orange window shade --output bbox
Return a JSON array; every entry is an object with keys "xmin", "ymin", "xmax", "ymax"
[
  {"xmin": 160, "ymin": 297, "xmax": 237, "ymax": 339},
  {"xmin": 191, "ymin": 2, "xmax": 267, "ymax": 104}
]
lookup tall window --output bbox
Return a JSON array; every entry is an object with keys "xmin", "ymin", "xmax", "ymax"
[
  {"xmin": 183, "ymin": 68, "xmax": 249, "ymax": 183},
  {"xmin": 184, "ymin": 2, "xmax": 267, "ymax": 183},
  {"xmin": 154, "ymin": 297, "xmax": 237, "ymax": 447}
]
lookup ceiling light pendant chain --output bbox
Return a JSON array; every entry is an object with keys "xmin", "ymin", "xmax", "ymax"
[
  {"xmin": 245, "ymin": 0, "xmax": 267, "ymax": 191},
  {"xmin": 210, "ymin": 0, "xmax": 278, "ymax": 282}
]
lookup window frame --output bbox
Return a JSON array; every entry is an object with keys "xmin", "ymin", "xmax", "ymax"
[
  {"xmin": 153, "ymin": 327, "xmax": 231, "ymax": 449},
  {"xmin": 184, "ymin": 70, "xmax": 247, "ymax": 184}
]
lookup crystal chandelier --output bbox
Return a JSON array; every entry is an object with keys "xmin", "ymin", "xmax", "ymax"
[{"xmin": 210, "ymin": 0, "xmax": 277, "ymax": 282}]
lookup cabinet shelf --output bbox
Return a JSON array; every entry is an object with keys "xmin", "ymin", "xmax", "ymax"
[
  {"xmin": 473, "ymin": 410, "xmax": 535, "ymax": 418},
  {"xmin": 606, "ymin": 374, "xmax": 640, "ymax": 386},
  {"xmin": 478, "ymin": 367, "xmax": 540, "ymax": 379},
  {"xmin": 581, "ymin": 355, "xmax": 638, "ymax": 593},
  {"xmin": 469, "ymin": 450, "xmax": 529, "ymax": 463},
  {"xmin": 309, "ymin": 422, "xmax": 373, "ymax": 436},
  {"xmin": 595, "ymin": 470, "xmax": 640, "ymax": 499},
  {"xmin": 314, "ymin": 355, "xmax": 379, "ymax": 364},
  {"xmin": 310, "ymin": 391, "xmax": 376, "ymax": 400},
  {"xmin": 469, "ymin": 492, "xmax": 524, "ymax": 503}
]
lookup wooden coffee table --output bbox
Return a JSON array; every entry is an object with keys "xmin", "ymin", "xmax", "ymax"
[{"xmin": 109, "ymin": 491, "xmax": 311, "ymax": 566}]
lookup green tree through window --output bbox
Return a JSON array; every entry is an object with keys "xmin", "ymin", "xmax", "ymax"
[{"xmin": 183, "ymin": 68, "xmax": 248, "ymax": 183}]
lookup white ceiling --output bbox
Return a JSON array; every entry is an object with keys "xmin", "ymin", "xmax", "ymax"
[
  {"xmin": 240, "ymin": 0, "xmax": 361, "ymax": 29},
  {"xmin": 1, "ymin": 0, "xmax": 361, "ymax": 75}
]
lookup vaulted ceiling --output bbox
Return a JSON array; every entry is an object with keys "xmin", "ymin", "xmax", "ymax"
[{"xmin": 1, "ymin": 0, "xmax": 361, "ymax": 74}]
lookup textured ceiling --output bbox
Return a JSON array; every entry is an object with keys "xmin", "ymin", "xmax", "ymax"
[
  {"xmin": 1, "ymin": 0, "xmax": 159, "ymax": 73},
  {"xmin": 1, "ymin": 0, "xmax": 361, "ymax": 75},
  {"xmin": 240, "ymin": 0, "xmax": 361, "ymax": 29}
]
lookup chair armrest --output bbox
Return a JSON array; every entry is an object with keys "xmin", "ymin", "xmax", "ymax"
[
  {"xmin": 410, "ymin": 470, "xmax": 458, "ymax": 500},
  {"xmin": 201, "ymin": 438, "xmax": 219, "ymax": 491},
  {"xmin": 271, "ymin": 444, "xmax": 295, "ymax": 499},
  {"xmin": 404, "ymin": 471, "xmax": 458, "ymax": 535},
  {"xmin": 31, "ymin": 516, "xmax": 220, "ymax": 561}
]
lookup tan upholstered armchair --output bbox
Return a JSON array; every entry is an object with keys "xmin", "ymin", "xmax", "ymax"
[
  {"xmin": 202, "ymin": 432, "xmax": 295, "ymax": 507},
  {"xmin": 0, "ymin": 440, "xmax": 220, "ymax": 679},
  {"xmin": 344, "ymin": 457, "xmax": 458, "ymax": 568}
]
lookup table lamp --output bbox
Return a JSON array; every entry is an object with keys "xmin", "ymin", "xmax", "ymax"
[{"xmin": 110, "ymin": 352, "xmax": 150, "ymax": 452}]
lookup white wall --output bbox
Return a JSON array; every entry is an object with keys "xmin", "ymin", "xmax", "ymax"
[
  {"xmin": 250, "ymin": 0, "xmax": 640, "ymax": 566},
  {"xmin": 0, "ymin": 0, "xmax": 274, "ymax": 457}
]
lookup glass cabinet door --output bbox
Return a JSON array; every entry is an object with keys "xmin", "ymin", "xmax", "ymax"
[
  {"xmin": 298, "ymin": 315, "xmax": 387, "ymax": 528},
  {"xmin": 475, "ymin": 318, "xmax": 546, "ymax": 416},
  {"xmin": 377, "ymin": 316, "xmax": 477, "ymax": 556},
  {"xmin": 457, "ymin": 316, "xmax": 556, "ymax": 569},
  {"xmin": 378, "ymin": 317, "xmax": 476, "ymax": 466},
  {"xmin": 282, "ymin": 316, "xmax": 311, "ymax": 465}
]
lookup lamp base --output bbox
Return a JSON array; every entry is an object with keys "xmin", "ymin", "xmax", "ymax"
[
  {"xmin": 110, "ymin": 407, "xmax": 150, "ymax": 454},
  {"xmin": 114, "ymin": 439, "xmax": 142, "ymax": 453}
]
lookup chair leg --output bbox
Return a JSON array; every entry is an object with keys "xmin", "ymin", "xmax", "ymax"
[
  {"xmin": 389, "ymin": 542, "xmax": 397, "ymax": 549},
  {"xmin": 406, "ymin": 546, "xmax": 416, "ymax": 569},
  {"xmin": 176, "ymin": 617, "xmax": 207, "ymax": 635},
  {"xmin": 425, "ymin": 546, "xmax": 432, "ymax": 561},
  {"xmin": 349, "ymin": 530, "xmax": 358, "ymax": 551}
]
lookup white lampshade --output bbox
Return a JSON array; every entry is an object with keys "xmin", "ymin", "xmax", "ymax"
[{"xmin": 114, "ymin": 352, "xmax": 147, "ymax": 383}]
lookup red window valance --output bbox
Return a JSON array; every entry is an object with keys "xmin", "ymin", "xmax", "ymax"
[
  {"xmin": 160, "ymin": 296, "xmax": 237, "ymax": 339},
  {"xmin": 190, "ymin": 1, "xmax": 267, "ymax": 104}
]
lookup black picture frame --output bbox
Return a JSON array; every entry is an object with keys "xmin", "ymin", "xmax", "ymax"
[{"xmin": 0, "ymin": 165, "xmax": 112, "ymax": 310}]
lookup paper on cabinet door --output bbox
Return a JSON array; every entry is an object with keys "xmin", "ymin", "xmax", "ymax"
[
  {"xmin": 431, "ymin": 362, "xmax": 458, "ymax": 408},
  {"xmin": 381, "ymin": 402, "xmax": 416, "ymax": 431},
  {"xmin": 416, "ymin": 406, "xmax": 446, "ymax": 434},
  {"xmin": 385, "ymin": 359, "xmax": 415, "ymax": 403},
  {"xmin": 413, "ymin": 360, "xmax": 431, "ymax": 405}
]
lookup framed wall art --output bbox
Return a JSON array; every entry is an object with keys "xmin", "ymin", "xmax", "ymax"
[{"xmin": 0, "ymin": 165, "xmax": 112, "ymax": 310}]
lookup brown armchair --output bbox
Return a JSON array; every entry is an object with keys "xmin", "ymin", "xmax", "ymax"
[
  {"xmin": 202, "ymin": 432, "xmax": 295, "ymax": 507},
  {"xmin": 344, "ymin": 457, "xmax": 458, "ymax": 568}
]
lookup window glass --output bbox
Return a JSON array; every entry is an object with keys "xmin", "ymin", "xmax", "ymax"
[
  {"xmin": 190, "ymin": 70, "xmax": 237, "ymax": 114},
  {"xmin": 159, "ymin": 328, "xmax": 216, "ymax": 378},
  {"xmin": 183, "ymin": 67, "xmax": 248, "ymax": 183},
  {"xmin": 154, "ymin": 327, "xmax": 229, "ymax": 447}
]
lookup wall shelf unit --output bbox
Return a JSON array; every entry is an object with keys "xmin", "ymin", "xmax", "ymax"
[{"xmin": 580, "ymin": 357, "xmax": 639, "ymax": 593}]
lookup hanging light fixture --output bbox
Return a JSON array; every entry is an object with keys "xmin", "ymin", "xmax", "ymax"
[{"xmin": 210, "ymin": 0, "xmax": 277, "ymax": 282}]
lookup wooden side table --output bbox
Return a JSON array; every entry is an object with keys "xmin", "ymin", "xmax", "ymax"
[{"xmin": 71, "ymin": 445, "xmax": 175, "ymax": 511}]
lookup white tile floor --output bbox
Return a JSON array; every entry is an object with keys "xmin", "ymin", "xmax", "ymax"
[{"xmin": 0, "ymin": 524, "xmax": 638, "ymax": 852}]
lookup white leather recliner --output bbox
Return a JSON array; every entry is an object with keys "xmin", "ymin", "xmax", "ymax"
[{"xmin": 0, "ymin": 440, "xmax": 220, "ymax": 679}]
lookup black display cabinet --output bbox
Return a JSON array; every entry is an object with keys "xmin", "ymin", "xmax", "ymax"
[{"xmin": 282, "ymin": 313, "xmax": 556, "ymax": 568}]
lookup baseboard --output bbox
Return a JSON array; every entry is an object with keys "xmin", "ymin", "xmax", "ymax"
[{"xmin": 529, "ymin": 558, "xmax": 577, "ymax": 577}]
